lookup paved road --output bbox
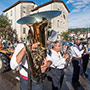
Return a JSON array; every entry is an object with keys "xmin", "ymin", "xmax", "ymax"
[
  {"xmin": 43, "ymin": 60, "xmax": 90, "ymax": 90},
  {"xmin": 0, "ymin": 61, "xmax": 90, "ymax": 90},
  {"xmin": 0, "ymin": 70, "xmax": 20, "ymax": 90}
]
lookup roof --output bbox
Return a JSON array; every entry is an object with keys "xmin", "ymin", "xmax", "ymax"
[
  {"xmin": 31, "ymin": 0, "xmax": 70, "ymax": 13},
  {"xmin": 3, "ymin": 1, "xmax": 35, "ymax": 12}
]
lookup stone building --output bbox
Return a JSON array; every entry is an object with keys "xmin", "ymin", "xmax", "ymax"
[{"xmin": 3, "ymin": 0, "xmax": 69, "ymax": 41}]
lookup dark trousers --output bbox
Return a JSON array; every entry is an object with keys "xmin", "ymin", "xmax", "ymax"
[
  {"xmin": 51, "ymin": 68, "xmax": 64, "ymax": 90},
  {"xmin": 20, "ymin": 77, "xmax": 42, "ymax": 90},
  {"xmin": 72, "ymin": 58, "xmax": 82, "ymax": 83},
  {"xmin": 82, "ymin": 54, "xmax": 89, "ymax": 73},
  {"xmin": 20, "ymin": 77, "xmax": 28, "ymax": 90}
]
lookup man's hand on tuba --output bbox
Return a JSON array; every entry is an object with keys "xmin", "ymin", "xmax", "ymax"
[
  {"xmin": 41, "ymin": 58, "xmax": 47, "ymax": 73},
  {"xmin": 41, "ymin": 59, "xmax": 52, "ymax": 73},
  {"xmin": 32, "ymin": 42, "xmax": 49, "ymax": 73},
  {"xmin": 31, "ymin": 42, "xmax": 40, "ymax": 51}
]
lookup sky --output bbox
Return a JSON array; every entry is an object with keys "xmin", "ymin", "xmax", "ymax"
[{"xmin": 0, "ymin": 0, "xmax": 90, "ymax": 29}]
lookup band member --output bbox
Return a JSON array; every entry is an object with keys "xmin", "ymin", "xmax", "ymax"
[
  {"xmin": 42, "ymin": 41, "xmax": 69, "ymax": 90},
  {"xmin": 10, "ymin": 42, "xmax": 46, "ymax": 90},
  {"xmin": 82, "ymin": 41, "xmax": 90, "ymax": 78},
  {"xmin": 70, "ymin": 39, "xmax": 85, "ymax": 87}
]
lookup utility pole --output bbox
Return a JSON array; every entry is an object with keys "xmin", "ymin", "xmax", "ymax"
[{"xmin": 86, "ymin": 28, "xmax": 88, "ymax": 41}]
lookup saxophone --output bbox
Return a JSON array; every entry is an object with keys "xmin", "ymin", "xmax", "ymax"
[{"xmin": 25, "ymin": 20, "xmax": 48, "ymax": 83}]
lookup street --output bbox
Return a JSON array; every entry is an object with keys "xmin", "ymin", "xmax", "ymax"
[
  {"xmin": 0, "ymin": 70, "xmax": 19, "ymax": 90},
  {"xmin": 0, "ymin": 61, "xmax": 90, "ymax": 90}
]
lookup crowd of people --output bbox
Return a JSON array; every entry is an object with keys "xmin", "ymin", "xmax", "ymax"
[
  {"xmin": 0, "ymin": 37, "xmax": 19, "ymax": 49},
  {"xmin": 10, "ymin": 34, "xmax": 90, "ymax": 90},
  {"xmin": 1, "ymin": 31, "xmax": 89, "ymax": 90}
]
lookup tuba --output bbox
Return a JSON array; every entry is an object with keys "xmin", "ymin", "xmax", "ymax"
[{"xmin": 25, "ymin": 20, "xmax": 48, "ymax": 83}]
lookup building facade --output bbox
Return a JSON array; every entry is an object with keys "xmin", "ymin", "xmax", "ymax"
[
  {"xmin": 3, "ymin": 0, "xmax": 69, "ymax": 41},
  {"xmin": 3, "ymin": 1, "xmax": 36, "ymax": 40}
]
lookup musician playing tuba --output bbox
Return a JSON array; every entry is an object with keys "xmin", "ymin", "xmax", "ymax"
[
  {"xmin": 12, "ymin": 10, "xmax": 61, "ymax": 90},
  {"xmin": 10, "ymin": 39, "xmax": 47, "ymax": 90},
  {"xmin": 10, "ymin": 17, "xmax": 49, "ymax": 90}
]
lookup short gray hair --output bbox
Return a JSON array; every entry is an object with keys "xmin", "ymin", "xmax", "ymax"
[{"xmin": 51, "ymin": 41, "xmax": 60, "ymax": 48}]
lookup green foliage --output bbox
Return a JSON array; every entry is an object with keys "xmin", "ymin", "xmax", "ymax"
[
  {"xmin": 60, "ymin": 28, "xmax": 89, "ymax": 41},
  {"xmin": 0, "ymin": 26, "xmax": 16, "ymax": 42},
  {"xmin": 0, "ymin": 14, "xmax": 18, "ymax": 42},
  {"xmin": 60, "ymin": 31, "xmax": 70, "ymax": 41},
  {"xmin": 0, "ymin": 14, "xmax": 10, "ymax": 28},
  {"xmin": 69, "ymin": 28, "xmax": 89, "ymax": 34}
]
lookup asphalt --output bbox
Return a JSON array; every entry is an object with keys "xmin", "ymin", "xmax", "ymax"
[{"xmin": 0, "ymin": 61, "xmax": 90, "ymax": 90}]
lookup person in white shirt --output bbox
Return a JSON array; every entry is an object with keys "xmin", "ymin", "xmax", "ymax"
[
  {"xmin": 10, "ymin": 42, "xmax": 46, "ymax": 90},
  {"xmin": 41, "ymin": 41, "xmax": 69, "ymax": 90},
  {"xmin": 70, "ymin": 39, "xmax": 85, "ymax": 87}
]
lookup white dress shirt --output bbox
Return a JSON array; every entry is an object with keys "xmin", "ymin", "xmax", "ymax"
[
  {"xmin": 70, "ymin": 45, "xmax": 84, "ymax": 57},
  {"xmin": 83, "ymin": 45, "xmax": 89, "ymax": 55},
  {"xmin": 10, "ymin": 43, "xmax": 28, "ymax": 77},
  {"xmin": 47, "ymin": 49, "xmax": 66, "ymax": 69}
]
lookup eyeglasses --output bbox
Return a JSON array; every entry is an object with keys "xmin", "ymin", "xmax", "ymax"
[{"xmin": 56, "ymin": 44, "xmax": 61, "ymax": 47}]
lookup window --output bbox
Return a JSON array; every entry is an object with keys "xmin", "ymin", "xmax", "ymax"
[
  {"xmin": 11, "ymin": 20, "xmax": 13, "ymax": 25},
  {"xmin": 57, "ymin": 34, "xmax": 60, "ymax": 39},
  {"xmin": 23, "ymin": 28, "xmax": 26, "ymax": 34},
  {"xmin": 11, "ymin": 10, "xmax": 12, "ymax": 16},
  {"xmin": 63, "ymin": 14, "xmax": 66, "ymax": 19},
  {"xmin": 23, "ymin": 7, "xmax": 26, "ymax": 13},
  {"xmin": 57, "ymin": 32, "xmax": 60, "ymax": 39},
  {"xmin": 57, "ymin": 20, "xmax": 60, "ymax": 27},
  {"xmin": 6, "ymin": 13, "xmax": 8, "ymax": 17},
  {"xmin": 57, "ymin": 8, "xmax": 59, "ymax": 10}
]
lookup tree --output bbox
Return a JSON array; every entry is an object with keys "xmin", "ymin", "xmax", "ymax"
[
  {"xmin": 60, "ymin": 31, "xmax": 70, "ymax": 41},
  {"xmin": 69, "ymin": 28, "xmax": 88, "ymax": 34},
  {"xmin": 0, "ymin": 14, "xmax": 10, "ymax": 28},
  {"xmin": 0, "ymin": 14, "xmax": 17, "ymax": 42}
]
